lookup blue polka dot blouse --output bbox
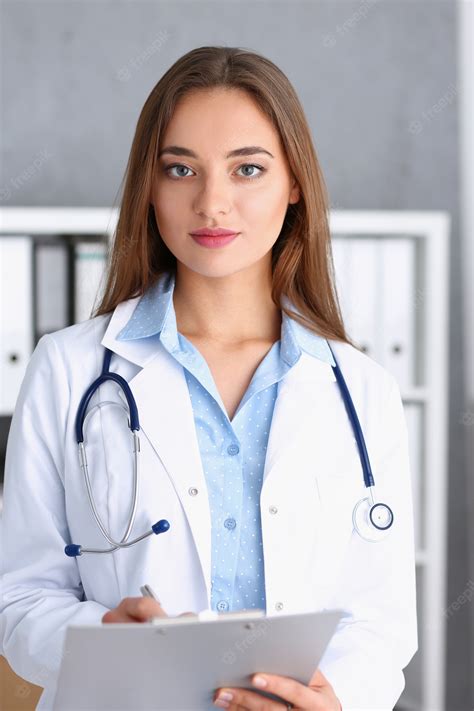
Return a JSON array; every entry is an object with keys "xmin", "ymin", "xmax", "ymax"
[{"xmin": 116, "ymin": 270, "xmax": 335, "ymax": 613}]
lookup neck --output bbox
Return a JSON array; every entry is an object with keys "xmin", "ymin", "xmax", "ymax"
[{"xmin": 172, "ymin": 260, "xmax": 281, "ymax": 346}]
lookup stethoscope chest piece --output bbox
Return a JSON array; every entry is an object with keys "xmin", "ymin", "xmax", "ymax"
[{"xmin": 352, "ymin": 496, "xmax": 394, "ymax": 542}]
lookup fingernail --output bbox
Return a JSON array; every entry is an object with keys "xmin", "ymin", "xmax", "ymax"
[
  {"xmin": 253, "ymin": 675, "xmax": 267, "ymax": 688},
  {"xmin": 214, "ymin": 691, "xmax": 233, "ymax": 707}
]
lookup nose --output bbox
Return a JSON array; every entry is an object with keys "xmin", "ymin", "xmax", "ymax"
[{"xmin": 193, "ymin": 174, "xmax": 232, "ymax": 218}]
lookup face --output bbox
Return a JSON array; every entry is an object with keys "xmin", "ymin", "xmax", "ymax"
[{"xmin": 150, "ymin": 88, "xmax": 300, "ymax": 279}]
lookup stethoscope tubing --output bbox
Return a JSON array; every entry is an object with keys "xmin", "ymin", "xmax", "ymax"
[
  {"xmin": 327, "ymin": 344, "xmax": 375, "ymax": 488},
  {"xmin": 66, "ymin": 341, "xmax": 393, "ymax": 557}
]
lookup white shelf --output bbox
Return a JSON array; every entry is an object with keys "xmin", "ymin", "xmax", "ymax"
[
  {"xmin": 0, "ymin": 207, "xmax": 449, "ymax": 711},
  {"xmin": 415, "ymin": 550, "xmax": 428, "ymax": 566},
  {"xmin": 401, "ymin": 388, "xmax": 430, "ymax": 403},
  {"xmin": 0, "ymin": 206, "xmax": 118, "ymax": 236},
  {"xmin": 331, "ymin": 211, "xmax": 449, "ymax": 711}
]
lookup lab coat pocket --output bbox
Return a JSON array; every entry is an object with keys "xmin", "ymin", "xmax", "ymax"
[{"xmin": 313, "ymin": 441, "xmax": 366, "ymax": 582}]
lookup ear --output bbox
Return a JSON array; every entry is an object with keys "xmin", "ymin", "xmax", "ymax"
[{"xmin": 289, "ymin": 179, "xmax": 300, "ymax": 205}]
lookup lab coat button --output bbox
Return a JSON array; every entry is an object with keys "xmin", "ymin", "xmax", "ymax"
[
  {"xmin": 275, "ymin": 602, "xmax": 284, "ymax": 611},
  {"xmin": 269, "ymin": 505, "xmax": 278, "ymax": 514},
  {"xmin": 188, "ymin": 487, "xmax": 199, "ymax": 496}
]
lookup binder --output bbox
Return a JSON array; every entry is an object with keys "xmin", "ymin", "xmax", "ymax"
[
  {"xmin": 0, "ymin": 236, "xmax": 34, "ymax": 415},
  {"xmin": 74, "ymin": 241, "xmax": 107, "ymax": 323},
  {"xmin": 380, "ymin": 237, "xmax": 416, "ymax": 389},
  {"xmin": 332, "ymin": 236, "xmax": 380, "ymax": 359},
  {"xmin": 35, "ymin": 242, "xmax": 69, "ymax": 336}
]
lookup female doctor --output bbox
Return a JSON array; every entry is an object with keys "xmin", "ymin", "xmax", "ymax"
[{"xmin": 0, "ymin": 46, "xmax": 417, "ymax": 711}]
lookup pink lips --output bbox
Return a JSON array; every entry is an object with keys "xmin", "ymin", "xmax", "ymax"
[
  {"xmin": 190, "ymin": 228, "xmax": 239, "ymax": 248},
  {"xmin": 191, "ymin": 227, "xmax": 238, "ymax": 236}
]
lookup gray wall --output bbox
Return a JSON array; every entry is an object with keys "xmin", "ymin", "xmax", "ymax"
[{"xmin": 1, "ymin": 1, "xmax": 471, "ymax": 709}]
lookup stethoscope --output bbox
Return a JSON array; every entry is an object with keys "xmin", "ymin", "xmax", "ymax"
[{"xmin": 64, "ymin": 342, "xmax": 393, "ymax": 557}]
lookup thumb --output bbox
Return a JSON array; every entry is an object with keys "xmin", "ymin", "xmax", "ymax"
[{"xmin": 309, "ymin": 668, "xmax": 330, "ymax": 688}]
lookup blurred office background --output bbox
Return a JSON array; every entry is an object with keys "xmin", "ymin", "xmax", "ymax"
[{"xmin": 0, "ymin": 1, "xmax": 472, "ymax": 710}]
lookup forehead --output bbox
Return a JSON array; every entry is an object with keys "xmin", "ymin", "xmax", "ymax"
[{"xmin": 160, "ymin": 88, "xmax": 283, "ymax": 157}]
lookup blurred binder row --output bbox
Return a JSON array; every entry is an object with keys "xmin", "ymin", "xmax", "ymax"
[
  {"xmin": 0, "ymin": 234, "xmax": 107, "ymax": 415},
  {"xmin": 332, "ymin": 235, "xmax": 424, "ymax": 390}
]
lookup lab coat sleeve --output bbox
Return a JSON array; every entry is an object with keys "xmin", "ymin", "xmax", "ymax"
[
  {"xmin": 317, "ymin": 375, "xmax": 418, "ymax": 711},
  {"xmin": 0, "ymin": 334, "xmax": 109, "ymax": 700}
]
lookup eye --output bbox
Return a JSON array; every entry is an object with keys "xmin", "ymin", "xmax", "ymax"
[
  {"xmin": 162, "ymin": 163, "xmax": 266, "ymax": 180},
  {"xmin": 235, "ymin": 163, "xmax": 266, "ymax": 179},
  {"xmin": 164, "ymin": 164, "xmax": 195, "ymax": 179}
]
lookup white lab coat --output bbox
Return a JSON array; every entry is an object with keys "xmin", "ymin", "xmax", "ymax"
[{"xmin": 0, "ymin": 292, "xmax": 417, "ymax": 710}]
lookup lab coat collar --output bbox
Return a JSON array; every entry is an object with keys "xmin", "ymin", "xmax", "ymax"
[{"xmin": 103, "ymin": 269, "xmax": 336, "ymax": 368}]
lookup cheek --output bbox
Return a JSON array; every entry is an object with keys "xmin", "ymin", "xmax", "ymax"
[
  {"xmin": 236, "ymin": 182, "xmax": 289, "ymax": 223},
  {"xmin": 151, "ymin": 186, "xmax": 177, "ymax": 225},
  {"xmin": 234, "ymin": 198, "xmax": 289, "ymax": 255}
]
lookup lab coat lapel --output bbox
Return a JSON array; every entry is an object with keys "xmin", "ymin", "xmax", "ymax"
[
  {"xmin": 101, "ymin": 300, "xmax": 212, "ymax": 601},
  {"xmin": 119, "ymin": 349, "xmax": 213, "ymax": 592},
  {"xmin": 261, "ymin": 353, "xmax": 342, "ymax": 612},
  {"xmin": 263, "ymin": 351, "xmax": 337, "ymax": 484}
]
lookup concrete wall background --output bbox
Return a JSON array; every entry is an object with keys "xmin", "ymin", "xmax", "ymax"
[{"xmin": 0, "ymin": 1, "xmax": 471, "ymax": 708}]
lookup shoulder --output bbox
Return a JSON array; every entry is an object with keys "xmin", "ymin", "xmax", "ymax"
[
  {"xmin": 18, "ymin": 316, "xmax": 112, "ymax": 409},
  {"xmin": 37, "ymin": 289, "xmax": 141, "ymax": 355},
  {"xmin": 326, "ymin": 339, "xmax": 407, "ymax": 463},
  {"xmin": 46, "ymin": 312, "xmax": 112, "ymax": 348},
  {"xmin": 327, "ymin": 337, "xmax": 401, "ymax": 404},
  {"xmin": 37, "ymin": 312, "xmax": 113, "ymax": 365}
]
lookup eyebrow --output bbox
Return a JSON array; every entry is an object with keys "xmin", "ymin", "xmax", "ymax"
[{"xmin": 157, "ymin": 145, "xmax": 275, "ymax": 159}]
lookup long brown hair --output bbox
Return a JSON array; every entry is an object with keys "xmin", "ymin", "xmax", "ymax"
[{"xmin": 93, "ymin": 45, "xmax": 355, "ymax": 348}]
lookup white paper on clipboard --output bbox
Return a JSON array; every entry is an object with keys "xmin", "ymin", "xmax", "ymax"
[{"xmin": 53, "ymin": 608, "xmax": 345, "ymax": 710}]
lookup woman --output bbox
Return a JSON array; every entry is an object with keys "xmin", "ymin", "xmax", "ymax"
[{"xmin": 1, "ymin": 46, "xmax": 417, "ymax": 710}]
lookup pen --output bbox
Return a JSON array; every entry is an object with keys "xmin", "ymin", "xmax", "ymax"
[{"xmin": 140, "ymin": 584, "xmax": 160, "ymax": 601}]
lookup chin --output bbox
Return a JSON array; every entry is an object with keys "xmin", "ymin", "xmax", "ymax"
[{"xmin": 177, "ymin": 256, "xmax": 256, "ymax": 280}]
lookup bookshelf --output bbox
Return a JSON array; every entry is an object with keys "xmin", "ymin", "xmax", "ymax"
[{"xmin": 0, "ymin": 207, "xmax": 449, "ymax": 710}]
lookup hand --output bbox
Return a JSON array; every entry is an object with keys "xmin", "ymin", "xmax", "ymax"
[
  {"xmin": 213, "ymin": 669, "xmax": 342, "ymax": 710},
  {"xmin": 101, "ymin": 597, "xmax": 196, "ymax": 623}
]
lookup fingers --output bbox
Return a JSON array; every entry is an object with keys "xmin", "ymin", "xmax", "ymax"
[
  {"xmin": 213, "ymin": 672, "xmax": 336, "ymax": 710},
  {"xmin": 102, "ymin": 596, "xmax": 169, "ymax": 623},
  {"xmin": 308, "ymin": 667, "xmax": 329, "ymax": 688}
]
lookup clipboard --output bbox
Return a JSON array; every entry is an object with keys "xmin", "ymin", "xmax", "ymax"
[{"xmin": 53, "ymin": 608, "xmax": 344, "ymax": 710}]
